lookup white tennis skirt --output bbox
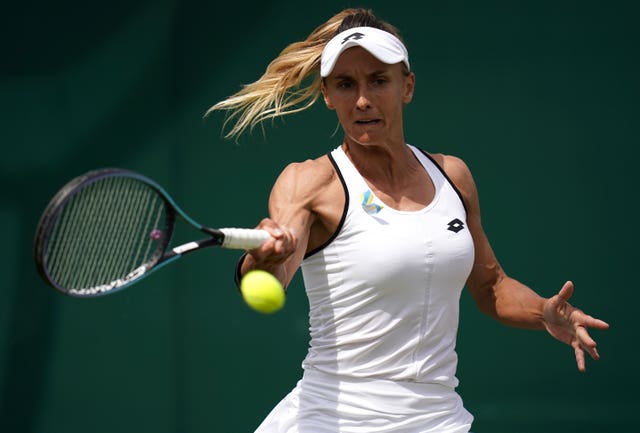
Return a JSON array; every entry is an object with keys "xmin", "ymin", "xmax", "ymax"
[{"xmin": 253, "ymin": 368, "xmax": 474, "ymax": 433}]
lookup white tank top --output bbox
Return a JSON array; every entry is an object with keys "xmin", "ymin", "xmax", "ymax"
[{"xmin": 300, "ymin": 144, "xmax": 474, "ymax": 388}]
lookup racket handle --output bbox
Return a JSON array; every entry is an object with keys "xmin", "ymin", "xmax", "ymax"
[{"xmin": 219, "ymin": 228, "xmax": 271, "ymax": 250}]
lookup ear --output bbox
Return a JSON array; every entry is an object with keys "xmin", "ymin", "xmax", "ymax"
[
  {"xmin": 402, "ymin": 72, "xmax": 415, "ymax": 105},
  {"xmin": 321, "ymin": 81, "xmax": 335, "ymax": 110}
]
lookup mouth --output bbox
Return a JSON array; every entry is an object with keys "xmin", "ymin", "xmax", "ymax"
[{"xmin": 355, "ymin": 119, "xmax": 381, "ymax": 125}]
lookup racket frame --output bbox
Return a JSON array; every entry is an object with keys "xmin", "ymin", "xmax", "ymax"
[{"xmin": 34, "ymin": 168, "xmax": 237, "ymax": 297}]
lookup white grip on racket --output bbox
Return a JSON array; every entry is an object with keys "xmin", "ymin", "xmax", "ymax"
[{"xmin": 220, "ymin": 228, "xmax": 271, "ymax": 250}]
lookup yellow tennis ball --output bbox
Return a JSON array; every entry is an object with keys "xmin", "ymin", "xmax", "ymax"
[{"xmin": 240, "ymin": 270, "xmax": 285, "ymax": 314}]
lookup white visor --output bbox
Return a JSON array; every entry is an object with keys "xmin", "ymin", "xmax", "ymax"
[{"xmin": 320, "ymin": 26, "xmax": 410, "ymax": 77}]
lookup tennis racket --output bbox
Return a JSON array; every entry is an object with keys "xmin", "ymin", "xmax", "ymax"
[{"xmin": 34, "ymin": 168, "xmax": 270, "ymax": 298}]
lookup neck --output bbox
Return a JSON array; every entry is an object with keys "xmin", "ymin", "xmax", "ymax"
[{"xmin": 342, "ymin": 141, "xmax": 420, "ymax": 187}]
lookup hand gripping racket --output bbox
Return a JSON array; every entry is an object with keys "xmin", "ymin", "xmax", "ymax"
[{"xmin": 34, "ymin": 168, "xmax": 270, "ymax": 298}]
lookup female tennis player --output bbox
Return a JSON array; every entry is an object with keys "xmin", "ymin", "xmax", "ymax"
[{"xmin": 208, "ymin": 8, "xmax": 609, "ymax": 433}]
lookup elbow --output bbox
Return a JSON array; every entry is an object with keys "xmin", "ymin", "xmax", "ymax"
[{"xmin": 467, "ymin": 266, "xmax": 506, "ymax": 321}]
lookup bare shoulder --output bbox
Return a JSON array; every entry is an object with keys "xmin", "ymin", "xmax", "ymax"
[
  {"xmin": 279, "ymin": 155, "xmax": 335, "ymax": 182},
  {"xmin": 428, "ymin": 152, "xmax": 479, "ymax": 208},
  {"xmin": 270, "ymin": 154, "xmax": 338, "ymax": 208},
  {"xmin": 274, "ymin": 155, "xmax": 335, "ymax": 192},
  {"xmin": 430, "ymin": 153, "xmax": 476, "ymax": 190}
]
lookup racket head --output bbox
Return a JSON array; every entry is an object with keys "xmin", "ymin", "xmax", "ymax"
[{"xmin": 34, "ymin": 168, "xmax": 176, "ymax": 297}]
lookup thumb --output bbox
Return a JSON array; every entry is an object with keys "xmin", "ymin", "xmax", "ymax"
[{"xmin": 557, "ymin": 280, "xmax": 574, "ymax": 304}]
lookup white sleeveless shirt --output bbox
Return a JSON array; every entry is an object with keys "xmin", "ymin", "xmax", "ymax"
[{"xmin": 300, "ymin": 144, "xmax": 474, "ymax": 387}]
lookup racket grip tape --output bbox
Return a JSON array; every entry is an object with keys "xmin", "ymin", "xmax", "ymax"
[{"xmin": 219, "ymin": 228, "xmax": 271, "ymax": 250}]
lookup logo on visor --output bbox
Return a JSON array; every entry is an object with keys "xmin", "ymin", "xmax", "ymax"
[{"xmin": 342, "ymin": 32, "xmax": 365, "ymax": 44}]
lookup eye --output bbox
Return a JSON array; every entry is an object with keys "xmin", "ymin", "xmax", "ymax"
[
  {"xmin": 372, "ymin": 77, "xmax": 388, "ymax": 86},
  {"xmin": 337, "ymin": 80, "xmax": 354, "ymax": 89}
]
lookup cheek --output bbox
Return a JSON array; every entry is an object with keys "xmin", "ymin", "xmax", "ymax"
[{"xmin": 326, "ymin": 96, "xmax": 354, "ymax": 118}]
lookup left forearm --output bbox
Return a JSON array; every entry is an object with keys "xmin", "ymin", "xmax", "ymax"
[
  {"xmin": 494, "ymin": 277, "xmax": 546, "ymax": 329},
  {"xmin": 471, "ymin": 273, "xmax": 546, "ymax": 329}
]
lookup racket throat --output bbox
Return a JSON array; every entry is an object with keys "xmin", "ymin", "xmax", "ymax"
[{"xmin": 171, "ymin": 237, "xmax": 221, "ymax": 256}]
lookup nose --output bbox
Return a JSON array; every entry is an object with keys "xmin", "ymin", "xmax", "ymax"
[{"xmin": 356, "ymin": 89, "xmax": 371, "ymax": 110}]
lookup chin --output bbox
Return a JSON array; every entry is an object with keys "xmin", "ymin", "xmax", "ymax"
[{"xmin": 356, "ymin": 134, "xmax": 385, "ymax": 146}]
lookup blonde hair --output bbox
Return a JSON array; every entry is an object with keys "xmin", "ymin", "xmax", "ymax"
[{"xmin": 206, "ymin": 8, "xmax": 402, "ymax": 139}]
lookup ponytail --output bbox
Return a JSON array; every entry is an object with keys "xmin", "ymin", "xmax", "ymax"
[{"xmin": 206, "ymin": 9, "xmax": 401, "ymax": 139}]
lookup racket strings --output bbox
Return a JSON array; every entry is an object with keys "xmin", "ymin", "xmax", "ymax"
[
  {"xmin": 136, "ymin": 182, "xmax": 165, "ymax": 270},
  {"xmin": 92, "ymin": 177, "xmax": 149, "ymax": 286},
  {"xmin": 46, "ymin": 185, "xmax": 97, "ymax": 283},
  {"xmin": 65, "ymin": 177, "xmax": 123, "ymax": 289},
  {"xmin": 44, "ymin": 176, "xmax": 166, "ymax": 290},
  {"xmin": 99, "ymin": 178, "xmax": 163, "ymax": 286},
  {"xmin": 73, "ymin": 176, "xmax": 123, "ymax": 288}
]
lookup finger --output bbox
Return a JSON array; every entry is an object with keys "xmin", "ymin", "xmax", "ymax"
[
  {"xmin": 576, "ymin": 326, "xmax": 604, "ymax": 362},
  {"xmin": 257, "ymin": 218, "xmax": 285, "ymax": 237},
  {"xmin": 263, "ymin": 226, "xmax": 284, "ymax": 238},
  {"xmin": 580, "ymin": 315, "xmax": 610, "ymax": 330},
  {"xmin": 588, "ymin": 317, "xmax": 610, "ymax": 330},
  {"xmin": 573, "ymin": 341, "xmax": 586, "ymax": 373},
  {"xmin": 573, "ymin": 310, "xmax": 610, "ymax": 330},
  {"xmin": 576, "ymin": 325, "xmax": 596, "ymax": 346},
  {"xmin": 269, "ymin": 228, "xmax": 297, "ymax": 255},
  {"xmin": 557, "ymin": 280, "xmax": 574, "ymax": 303},
  {"xmin": 268, "ymin": 224, "xmax": 296, "ymax": 242},
  {"xmin": 273, "ymin": 237, "xmax": 292, "ymax": 255}
]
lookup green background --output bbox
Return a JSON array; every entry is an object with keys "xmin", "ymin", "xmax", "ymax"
[{"xmin": 2, "ymin": 1, "xmax": 637, "ymax": 432}]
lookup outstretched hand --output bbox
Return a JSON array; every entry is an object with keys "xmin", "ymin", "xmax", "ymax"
[{"xmin": 543, "ymin": 281, "xmax": 609, "ymax": 372}]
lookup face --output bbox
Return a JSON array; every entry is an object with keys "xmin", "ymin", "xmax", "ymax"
[{"xmin": 321, "ymin": 47, "xmax": 415, "ymax": 147}]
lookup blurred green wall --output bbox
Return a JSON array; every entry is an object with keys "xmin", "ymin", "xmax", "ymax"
[{"xmin": 2, "ymin": 1, "xmax": 637, "ymax": 432}]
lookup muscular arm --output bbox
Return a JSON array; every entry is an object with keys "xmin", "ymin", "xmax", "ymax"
[
  {"xmin": 441, "ymin": 155, "xmax": 546, "ymax": 328},
  {"xmin": 440, "ymin": 154, "xmax": 608, "ymax": 371},
  {"xmin": 239, "ymin": 157, "xmax": 337, "ymax": 288}
]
